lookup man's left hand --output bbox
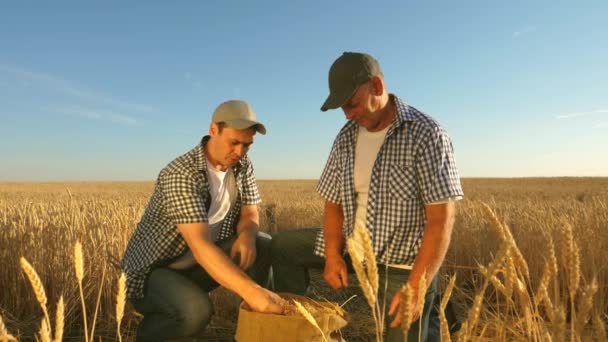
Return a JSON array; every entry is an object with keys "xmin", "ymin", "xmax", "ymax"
[{"xmin": 230, "ymin": 231, "xmax": 257, "ymax": 270}]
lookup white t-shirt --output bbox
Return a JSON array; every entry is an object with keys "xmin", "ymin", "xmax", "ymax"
[
  {"xmin": 353, "ymin": 124, "xmax": 390, "ymax": 259},
  {"xmin": 169, "ymin": 158, "xmax": 237, "ymax": 269}
]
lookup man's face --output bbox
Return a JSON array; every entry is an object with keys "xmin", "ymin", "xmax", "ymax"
[
  {"xmin": 208, "ymin": 124, "xmax": 255, "ymax": 169},
  {"xmin": 340, "ymin": 82, "xmax": 384, "ymax": 131}
]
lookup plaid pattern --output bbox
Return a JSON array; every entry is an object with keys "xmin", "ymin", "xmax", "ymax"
[
  {"xmin": 315, "ymin": 95, "xmax": 464, "ymax": 265},
  {"xmin": 121, "ymin": 136, "xmax": 261, "ymax": 299}
]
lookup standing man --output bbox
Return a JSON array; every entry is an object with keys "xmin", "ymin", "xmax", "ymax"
[
  {"xmin": 122, "ymin": 100, "xmax": 284, "ymax": 341},
  {"xmin": 271, "ymin": 52, "xmax": 464, "ymax": 341}
]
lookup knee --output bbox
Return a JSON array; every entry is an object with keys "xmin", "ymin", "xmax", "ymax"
[{"xmin": 175, "ymin": 296, "xmax": 214, "ymax": 336}]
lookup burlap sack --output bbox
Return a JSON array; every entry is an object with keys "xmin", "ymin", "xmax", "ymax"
[{"xmin": 235, "ymin": 293, "xmax": 349, "ymax": 342}]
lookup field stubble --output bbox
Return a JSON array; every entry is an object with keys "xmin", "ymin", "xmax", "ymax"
[{"xmin": 0, "ymin": 178, "xmax": 607, "ymax": 341}]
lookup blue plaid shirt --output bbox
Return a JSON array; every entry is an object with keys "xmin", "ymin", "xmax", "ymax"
[
  {"xmin": 121, "ymin": 136, "xmax": 261, "ymax": 299},
  {"xmin": 315, "ymin": 95, "xmax": 464, "ymax": 265}
]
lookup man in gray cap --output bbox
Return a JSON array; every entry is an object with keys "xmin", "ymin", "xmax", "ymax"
[
  {"xmin": 271, "ymin": 52, "xmax": 464, "ymax": 341},
  {"xmin": 122, "ymin": 100, "xmax": 283, "ymax": 341}
]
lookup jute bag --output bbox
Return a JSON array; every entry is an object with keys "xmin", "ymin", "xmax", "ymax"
[{"xmin": 235, "ymin": 293, "xmax": 349, "ymax": 342}]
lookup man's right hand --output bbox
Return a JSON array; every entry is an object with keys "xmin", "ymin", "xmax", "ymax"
[
  {"xmin": 244, "ymin": 286, "xmax": 285, "ymax": 314},
  {"xmin": 323, "ymin": 254, "xmax": 349, "ymax": 289}
]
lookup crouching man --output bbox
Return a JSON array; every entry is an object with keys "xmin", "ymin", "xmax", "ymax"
[{"xmin": 121, "ymin": 100, "xmax": 283, "ymax": 341}]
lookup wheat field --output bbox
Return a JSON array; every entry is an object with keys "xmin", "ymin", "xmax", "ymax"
[{"xmin": 1, "ymin": 178, "xmax": 607, "ymax": 341}]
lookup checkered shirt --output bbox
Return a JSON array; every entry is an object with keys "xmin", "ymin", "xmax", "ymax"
[
  {"xmin": 121, "ymin": 136, "xmax": 261, "ymax": 299},
  {"xmin": 315, "ymin": 95, "xmax": 464, "ymax": 265}
]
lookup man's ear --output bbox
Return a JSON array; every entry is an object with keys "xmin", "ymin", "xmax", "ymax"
[
  {"xmin": 369, "ymin": 76, "xmax": 385, "ymax": 96},
  {"xmin": 209, "ymin": 122, "xmax": 218, "ymax": 136}
]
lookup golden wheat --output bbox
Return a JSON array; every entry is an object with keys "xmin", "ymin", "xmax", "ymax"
[
  {"xmin": 116, "ymin": 273, "xmax": 126, "ymax": 342},
  {"xmin": 293, "ymin": 299, "xmax": 329, "ymax": 342},
  {"xmin": 19, "ymin": 257, "xmax": 51, "ymax": 331},
  {"xmin": 439, "ymin": 275, "xmax": 456, "ymax": 342},
  {"xmin": 54, "ymin": 296, "xmax": 64, "ymax": 342},
  {"xmin": 74, "ymin": 242, "xmax": 89, "ymax": 342}
]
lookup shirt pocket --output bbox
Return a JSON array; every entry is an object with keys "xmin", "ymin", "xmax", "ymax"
[{"xmin": 388, "ymin": 162, "xmax": 418, "ymax": 201}]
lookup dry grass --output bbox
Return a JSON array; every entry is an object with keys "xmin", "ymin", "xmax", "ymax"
[{"xmin": 1, "ymin": 178, "xmax": 607, "ymax": 341}]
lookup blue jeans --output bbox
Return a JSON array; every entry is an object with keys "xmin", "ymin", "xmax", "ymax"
[
  {"xmin": 270, "ymin": 228, "xmax": 439, "ymax": 342},
  {"xmin": 131, "ymin": 232, "xmax": 272, "ymax": 342}
]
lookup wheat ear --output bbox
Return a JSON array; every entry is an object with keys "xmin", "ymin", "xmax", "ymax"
[
  {"xmin": 74, "ymin": 242, "xmax": 89, "ymax": 342},
  {"xmin": 20, "ymin": 257, "xmax": 51, "ymax": 330},
  {"xmin": 439, "ymin": 275, "xmax": 456, "ymax": 342},
  {"xmin": 54, "ymin": 296, "xmax": 64, "ymax": 342},
  {"xmin": 399, "ymin": 283, "xmax": 414, "ymax": 333},
  {"xmin": 293, "ymin": 299, "xmax": 328, "ymax": 342},
  {"xmin": 575, "ymin": 278, "xmax": 598, "ymax": 335},
  {"xmin": 416, "ymin": 270, "xmax": 427, "ymax": 342},
  {"xmin": 354, "ymin": 225, "xmax": 378, "ymax": 297},
  {"xmin": 0, "ymin": 313, "xmax": 17, "ymax": 342},
  {"xmin": 593, "ymin": 314, "xmax": 607, "ymax": 341},
  {"xmin": 116, "ymin": 273, "xmax": 127, "ymax": 342},
  {"xmin": 39, "ymin": 317, "xmax": 51, "ymax": 342}
]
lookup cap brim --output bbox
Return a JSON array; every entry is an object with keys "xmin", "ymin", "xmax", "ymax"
[
  {"xmin": 224, "ymin": 119, "xmax": 267, "ymax": 135},
  {"xmin": 320, "ymin": 87, "xmax": 358, "ymax": 112}
]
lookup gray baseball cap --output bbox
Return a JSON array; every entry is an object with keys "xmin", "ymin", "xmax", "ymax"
[
  {"xmin": 321, "ymin": 52, "xmax": 383, "ymax": 112},
  {"xmin": 212, "ymin": 100, "xmax": 266, "ymax": 135}
]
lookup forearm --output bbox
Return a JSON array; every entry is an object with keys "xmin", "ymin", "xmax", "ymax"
[
  {"xmin": 408, "ymin": 203, "xmax": 456, "ymax": 289},
  {"xmin": 323, "ymin": 201, "xmax": 345, "ymax": 258},
  {"xmin": 236, "ymin": 206, "xmax": 259, "ymax": 237}
]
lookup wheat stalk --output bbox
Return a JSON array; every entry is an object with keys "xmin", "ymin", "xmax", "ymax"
[
  {"xmin": 293, "ymin": 299, "xmax": 328, "ymax": 342},
  {"xmin": 20, "ymin": 257, "xmax": 51, "ymax": 331},
  {"xmin": 54, "ymin": 296, "xmax": 64, "ymax": 342},
  {"xmin": 116, "ymin": 273, "xmax": 126, "ymax": 342}
]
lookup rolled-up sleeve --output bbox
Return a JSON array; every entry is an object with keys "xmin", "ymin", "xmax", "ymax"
[
  {"xmin": 316, "ymin": 139, "xmax": 342, "ymax": 204},
  {"xmin": 416, "ymin": 128, "xmax": 464, "ymax": 204},
  {"xmin": 161, "ymin": 171, "xmax": 208, "ymax": 224},
  {"xmin": 240, "ymin": 159, "xmax": 262, "ymax": 206}
]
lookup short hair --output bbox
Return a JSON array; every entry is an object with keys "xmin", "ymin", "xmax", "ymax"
[{"xmin": 216, "ymin": 121, "xmax": 226, "ymax": 133}]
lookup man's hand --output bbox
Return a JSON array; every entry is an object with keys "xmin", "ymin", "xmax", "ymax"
[
  {"xmin": 323, "ymin": 254, "xmax": 349, "ymax": 289},
  {"xmin": 230, "ymin": 231, "xmax": 257, "ymax": 270},
  {"xmin": 244, "ymin": 285, "xmax": 285, "ymax": 314},
  {"xmin": 388, "ymin": 285, "xmax": 421, "ymax": 328}
]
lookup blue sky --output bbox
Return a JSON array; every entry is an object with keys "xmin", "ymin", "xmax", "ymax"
[{"xmin": 1, "ymin": 1, "xmax": 606, "ymax": 181}]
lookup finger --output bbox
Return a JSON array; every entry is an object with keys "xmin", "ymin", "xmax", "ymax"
[
  {"xmin": 230, "ymin": 244, "xmax": 238, "ymax": 259},
  {"xmin": 242, "ymin": 251, "xmax": 254, "ymax": 270},
  {"xmin": 390, "ymin": 312, "xmax": 402, "ymax": 328},
  {"xmin": 388, "ymin": 294, "xmax": 400, "ymax": 315},
  {"xmin": 339, "ymin": 267, "xmax": 349, "ymax": 288}
]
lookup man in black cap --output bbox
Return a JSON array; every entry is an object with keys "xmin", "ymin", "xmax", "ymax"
[
  {"xmin": 271, "ymin": 52, "xmax": 464, "ymax": 341},
  {"xmin": 122, "ymin": 100, "xmax": 284, "ymax": 341}
]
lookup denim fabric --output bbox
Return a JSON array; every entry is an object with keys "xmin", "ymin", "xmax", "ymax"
[{"xmin": 131, "ymin": 232, "xmax": 272, "ymax": 341}]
